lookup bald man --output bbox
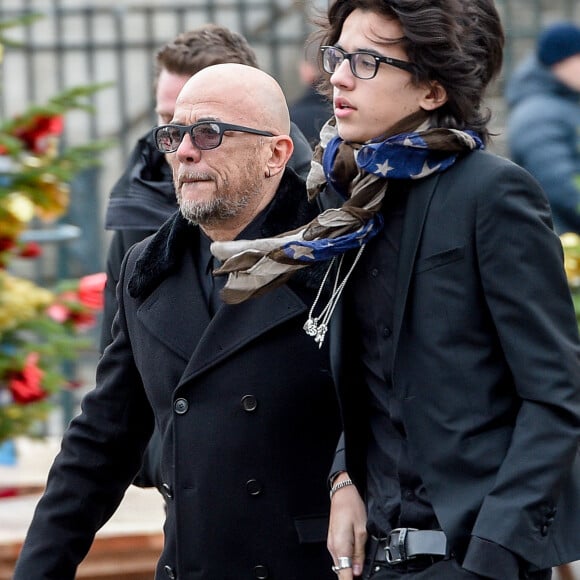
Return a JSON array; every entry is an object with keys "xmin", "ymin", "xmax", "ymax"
[{"xmin": 14, "ymin": 64, "xmax": 341, "ymax": 580}]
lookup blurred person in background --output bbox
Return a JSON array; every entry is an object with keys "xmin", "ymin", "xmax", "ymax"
[
  {"xmin": 506, "ymin": 21, "xmax": 580, "ymax": 235},
  {"xmin": 289, "ymin": 35, "xmax": 334, "ymax": 148}
]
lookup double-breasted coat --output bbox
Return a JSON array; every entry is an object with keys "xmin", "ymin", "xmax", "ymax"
[
  {"xmin": 14, "ymin": 170, "xmax": 341, "ymax": 580},
  {"xmin": 328, "ymin": 150, "xmax": 580, "ymax": 571}
]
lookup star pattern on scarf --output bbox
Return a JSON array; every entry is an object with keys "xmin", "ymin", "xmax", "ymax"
[
  {"xmin": 286, "ymin": 244, "xmax": 316, "ymax": 260},
  {"xmin": 411, "ymin": 159, "xmax": 443, "ymax": 179},
  {"xmin": 375, "ymin": 159, "xmax": 396, "ymax": 176}
]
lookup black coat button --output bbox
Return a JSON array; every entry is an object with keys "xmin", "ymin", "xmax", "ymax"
[
  {"xmin": 164, "ymin": 565, "xmax": 176, "ymax": 579},
  {"xmin": 246, "ymin": 478, "xmax": 263, "ymax": 496},
  {"xmin": 254, "ymin": 564, "xmax": 269, "ymax": 579},
  {"xmin": 174, "ymin": 398, "xmax": 188, "ymax": 414},
  {"xmin": 382, "ymin": 327, "xmax": 392, "ymax": 338},
  {"xmin": 162, "ymin": 483, "xmax": 173, "ymax": 500},
  {"xmin": 241, "ymin": 395, "xmax": 258, "ymax": 412},
  {"xmin": 371, "ymin": 268, "xmax": 379, "ymax": 277}
]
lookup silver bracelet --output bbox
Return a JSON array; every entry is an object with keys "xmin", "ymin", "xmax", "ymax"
[{"xmin": 329, "ymin": 477, "xmax": 354, "ymax": 500}]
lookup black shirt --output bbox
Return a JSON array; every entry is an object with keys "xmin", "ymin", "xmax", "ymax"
[{"xmin": 345, "ymin": 181, "xmax": 439, "ymax": 537}]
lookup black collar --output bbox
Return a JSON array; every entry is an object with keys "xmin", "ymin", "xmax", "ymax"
[{"xmin": 128, "ymin": 168, "xmax": 325, "ymax": 300}]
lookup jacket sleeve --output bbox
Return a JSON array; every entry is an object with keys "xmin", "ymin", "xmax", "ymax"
[
  {"xmin": 100, "ymin": 230, "xmax": 155, "ymax": 353},
  {"xmin": 13, "ymin": 245, "xmax": 154, "ymax": 580},
  {"xmin": 328, "ymin": 432, "xmax": 347, "ymax": 486},
  {"xmin": 467, "ymin": 160, "xmax": 580, "ymax": 568},
  {"xmin": 99, "ymin": 230, "xmax": 125, "ymax": 352}
]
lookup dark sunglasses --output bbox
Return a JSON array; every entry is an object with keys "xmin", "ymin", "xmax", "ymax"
[
  {"xmin": 153, "ymin": 121, "xmax": 275, "ymax": 153},
  {"xmin": 320, "ymin": 45, "xmax": 416, "ymax": 79}
]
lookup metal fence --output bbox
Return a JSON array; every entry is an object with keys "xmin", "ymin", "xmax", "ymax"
[
  {"xmin": 1, "ymin": 0, "xmax": 579, "ymax": 274},
  {"xmin": 0, "ymin": 0, "xmax": 318, "ymax": 274}
]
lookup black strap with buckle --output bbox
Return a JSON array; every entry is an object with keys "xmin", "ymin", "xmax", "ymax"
[{"xmin": 370, "ymin": 528, "xmax": 448, "ymax": 566}]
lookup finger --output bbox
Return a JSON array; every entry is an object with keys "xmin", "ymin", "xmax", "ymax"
[
  {"xmin": 327, "ymin": 529, "xmax": 353, "ymax": 563},
  {"xmin": 352, "ymin": 526, "xmax": 367, "ymax": 576},
  {"xmin": 327, "ymin": 514, "xmax": 354, "ymax": 563},
  {"xmin": 331, "ymin": 559, "xmax": 354, "ymax": 580},
  {"xmin": 336, "ymin": 568, "xmax": 354, "ymax": 580}
]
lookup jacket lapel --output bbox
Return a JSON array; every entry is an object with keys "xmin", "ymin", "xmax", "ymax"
[
  {"xmin": 128, "ymin": 168, "xmax": 321, "ymax": 384},
  {"xmin": 392, "ymin": 174, "xmax": 440, "ymax": 352},
  {"xmin": 178, "ymin": 284, "xmax": 307, "ymax": 386},
  {"xmin": 136, "ymin": 250, "xmax": 210, "ymax": 362}
]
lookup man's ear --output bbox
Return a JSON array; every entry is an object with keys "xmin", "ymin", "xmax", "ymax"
[
  {"xmin": 420, "ymin": 81, "xmax": 448, "ymax": 111},
  {"xmin": 265, "ymin": 135, "xmax": 294, "ymax": 178}
]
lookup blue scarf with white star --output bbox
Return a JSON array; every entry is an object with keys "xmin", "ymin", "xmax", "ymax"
[
  {"xmin": 331, "ymin": 128, "xmax": 483, "ymax": 182},
  {"xmin": 211, "ymin": 119, "xmax": 483, "ymax": 303},
  {"xmin": 285, "ymin": 122, "xmax": 483, "ymax": 261}
]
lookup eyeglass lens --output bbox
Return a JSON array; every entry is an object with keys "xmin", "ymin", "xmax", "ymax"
[
  {"xmin": 156, "ymin": 123, "xmax": 222, "ymax": 152},
  {"xmin": 322, "ymin": 47, "xmax": 378, "ymax": 79}
]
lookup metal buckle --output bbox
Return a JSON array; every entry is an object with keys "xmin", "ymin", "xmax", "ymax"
[{"xmin": 384, "ymin": 527, "xmax": 418, "ymax": 564}]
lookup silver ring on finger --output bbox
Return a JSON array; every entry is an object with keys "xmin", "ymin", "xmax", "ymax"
[{"xmin": 332, "ymin": 556, "xmax": 353, "ymax": 573}]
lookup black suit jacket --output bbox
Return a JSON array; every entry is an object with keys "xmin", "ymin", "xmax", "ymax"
[{"xmin": 328, "ymin": 150, "xmax": 580, "ymax": 570}]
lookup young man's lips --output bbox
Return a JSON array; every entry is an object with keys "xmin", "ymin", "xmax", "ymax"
[{"xmin": 334, "ymin": 98, "xmax": 355, "ymax": 117}]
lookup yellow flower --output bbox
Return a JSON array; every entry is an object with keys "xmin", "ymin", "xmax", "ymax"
[
  {"xmin": 5, "ymin": 191, "xmax": 36, "ymax": 223},
  {"xmin": 34, "ymin": 174, "xmax": 70, "ymax": 221},
  {"xmin": 560, "ymin": 233, "xmax": 580, "ymax": 286},
  {"xmin": 5, "ymin": 406, "xmax": 24, "ymax": 420},
  {"xmin": 0, "ymin": 271, "xmax": 54, "ymax": 332}
]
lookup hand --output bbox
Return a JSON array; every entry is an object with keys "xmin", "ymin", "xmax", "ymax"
[{"xmin": 327, "ymin": 473, "xmax": 367, "ymax": 578}]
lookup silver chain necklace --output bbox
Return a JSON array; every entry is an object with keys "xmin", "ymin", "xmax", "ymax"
[{"xmin": 303, "ymin": 244, "xmax": 366, "ymax": 348}]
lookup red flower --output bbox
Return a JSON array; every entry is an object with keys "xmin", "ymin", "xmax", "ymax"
[
  {"xmin": 13, "ymin": 114, "xmax": 64, "ymax": 154},
  {"xmin": 0, "ymin": 238, "xmax": 15, "ymax": 252},
  {"xmin": 69, "ymin": 309, "xmax": 97, "ymax": 331},
  {"xmin": 8, "ymin": 352, "xmax": 47, "ymax": 404},
  {"xmin": 78, "ymin": 272, "xmax": 106, "ymax": 310},
  {"xmin": 18, "ymin": 241, "xmax": 42, "ymax": 258},
  {"xmin": 45, "ymin": 302, "xmax": 72, "ymax": 324}
]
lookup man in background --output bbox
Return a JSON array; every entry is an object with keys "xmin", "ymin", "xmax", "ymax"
[
  {"xmin": 289, "ymin": 35, "xmax": 333, "ymax": 148},
  {"xmin": 506, "ymin": 21, "xmax": 580, "ymax": 234}
]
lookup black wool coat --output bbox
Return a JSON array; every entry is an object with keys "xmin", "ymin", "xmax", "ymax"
[{"xmin": 14, "ymin": 169, "xmax": 341, "ymax": 580}]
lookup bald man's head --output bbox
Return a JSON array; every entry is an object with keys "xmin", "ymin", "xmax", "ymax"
[
  {"xmin": 166, "ymin": 63, "xmax": 294, "ymax": 242},
  {"xmin": 174, "ymin": 63, "xmax": 290, "ymax": 135}
]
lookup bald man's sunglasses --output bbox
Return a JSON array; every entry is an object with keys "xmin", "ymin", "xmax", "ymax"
[{"xmin": 153, "ymin": 121, "xmax": 275, "ymax": 153}]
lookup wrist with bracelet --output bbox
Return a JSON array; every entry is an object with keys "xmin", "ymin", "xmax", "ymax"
[{"xmin": 329, "ymin": 476, "xmax": 354, "ymax": 500}]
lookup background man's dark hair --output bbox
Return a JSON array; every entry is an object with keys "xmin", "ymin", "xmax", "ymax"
[{"xmin": 154, "ymin": 23, "xmax": 260, "ymax": 86}]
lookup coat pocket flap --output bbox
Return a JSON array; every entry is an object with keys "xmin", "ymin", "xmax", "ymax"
[
  {"xmin": 415, "ymin": 246, "xmax": 465, "ymax": 274},
  {"xmin": 294, "ymin": 514, "xmax": 329, "ymax": 543}
]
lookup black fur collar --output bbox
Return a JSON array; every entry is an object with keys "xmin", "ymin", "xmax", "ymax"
[{"xmin": 128, "ymin": 168, "xmax": 327, "ymax": 300}]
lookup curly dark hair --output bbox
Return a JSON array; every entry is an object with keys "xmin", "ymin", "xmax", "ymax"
[
  {"xmin": 154, "ymin": 24, "xmax": 259, "ymax": 86},
  {"xmin": 317, "ymin": 0, "xmax": 504, "ymax": 142}
]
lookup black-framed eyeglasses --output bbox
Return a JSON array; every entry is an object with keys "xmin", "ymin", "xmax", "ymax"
[
  {"xmin": 153, "ymin": 121, "xmax": 275, "ymax": 153},
  {"xmin": 320, "ymin": 45, "xmax": 416, "ymax": 79}
]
